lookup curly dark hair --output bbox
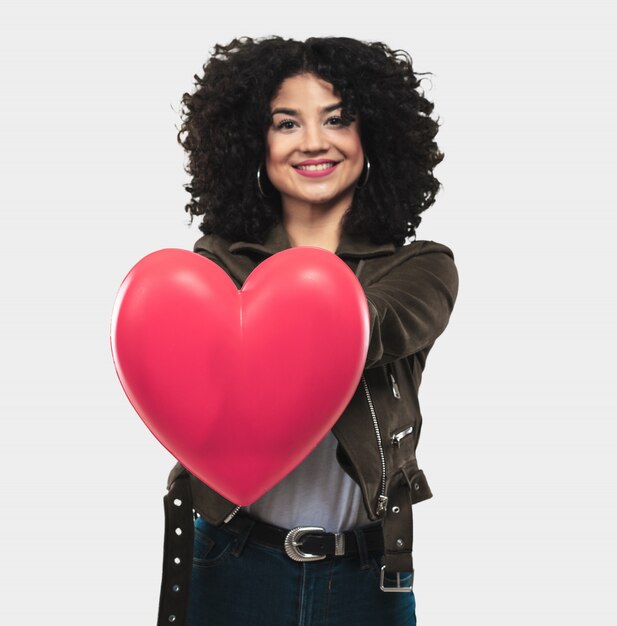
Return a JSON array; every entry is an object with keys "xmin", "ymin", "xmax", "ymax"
[{"xmin": 177, "ymin": 36, "xmax": 444, "ymax": 246}]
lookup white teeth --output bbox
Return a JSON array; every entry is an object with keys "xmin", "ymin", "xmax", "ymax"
[{"xmin": 296, "ymin": 162, "xmax": 337, "ymax": 171}]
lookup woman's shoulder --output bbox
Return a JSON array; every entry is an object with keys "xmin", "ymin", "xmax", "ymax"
[
  {"xmin": 193, "ymin": 232, "xmax": 232, "ymax": 257},
  {"xmin": 392, "ymin": 238, "xmax": 456, "ymax": 263}
]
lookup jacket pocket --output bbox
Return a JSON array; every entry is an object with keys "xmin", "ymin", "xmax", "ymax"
[
  {"xmin": 390, "ymin": 423, "xmax": 415, "ymax": 447},
  {"xmin": 386, "ymin": 363, "xmax": 401, "ymax": 399}
]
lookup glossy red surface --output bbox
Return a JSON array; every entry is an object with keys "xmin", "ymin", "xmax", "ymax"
[{"xmin": 110, "ymin": 247, "xmax": 369, "ymax": 505}]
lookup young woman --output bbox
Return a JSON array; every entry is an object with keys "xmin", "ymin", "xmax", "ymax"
[{"xmin": 157, "ymin": 36, "xmax": 458, "ymax": 626}]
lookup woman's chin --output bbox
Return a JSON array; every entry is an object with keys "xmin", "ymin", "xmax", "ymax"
[{"xmin": 282, "ymin": 188, "xmax": 356, "ymax": 214}]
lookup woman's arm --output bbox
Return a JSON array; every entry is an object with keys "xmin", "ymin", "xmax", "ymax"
[{"xmin": 363, "ymin": 242, "xmax": 459, "ymax": 368}]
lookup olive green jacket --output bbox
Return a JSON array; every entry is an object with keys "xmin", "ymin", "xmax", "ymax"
[{"xmin": 166, "ymin": 220, "xmax": 459, "ymax": 573}]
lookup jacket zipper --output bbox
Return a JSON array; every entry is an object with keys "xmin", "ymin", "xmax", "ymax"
[
  {"xmin": 223, "ymin": 505, "xmax": 242, "ymax": 523},
  {"xmin": 361, "ymin": 374, "xmax": 388, "ymax": 516}
]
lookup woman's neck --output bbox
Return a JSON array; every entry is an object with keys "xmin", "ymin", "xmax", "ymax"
[{"xmin": 281, "ymin": 202, "xmax": 347, "ymax": 253}]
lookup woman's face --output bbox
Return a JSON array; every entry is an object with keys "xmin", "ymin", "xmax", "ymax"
[{"xmin": 265, "ymin": 73, "xmax": 364, "ymax": 216}]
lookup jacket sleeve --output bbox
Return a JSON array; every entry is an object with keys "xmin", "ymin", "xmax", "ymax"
[{"xmin": 363, "ymin": 242, "xmax": 459, "ymax": 369}]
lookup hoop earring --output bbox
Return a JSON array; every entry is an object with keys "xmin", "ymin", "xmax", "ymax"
[
  {"xmin": 356, "ymin": 156, "xmax": 371, "ymax": 189},
  {"xmin": 257, "ymin": 163, "xmax": 270, "ymax": 198}
]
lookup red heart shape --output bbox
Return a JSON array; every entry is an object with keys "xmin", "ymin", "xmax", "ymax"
[{"xmin": 111, "ymin": 247, "xmax": 369, "ymax": 505}]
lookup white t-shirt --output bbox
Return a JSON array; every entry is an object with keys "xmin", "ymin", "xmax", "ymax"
[{"xmin": 245, "ymin": 431, "xmax": 373, "ymax": 533}]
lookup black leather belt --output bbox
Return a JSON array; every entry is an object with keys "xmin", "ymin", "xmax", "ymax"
[
  {"xmin": 158, "ymin": 475, "xmax": 395, "ymax": 626},
  {"xmin": 224, "ymin": 511, "xmax": 384, "ymax": 562}
]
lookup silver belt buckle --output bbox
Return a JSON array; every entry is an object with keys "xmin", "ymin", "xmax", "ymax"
[
  {"xmin": 284, "ymin": 526, "xmax": 327, "ymax": 562},
  {"xmin": 380, "ymin": 566, "xmax": 414, "ymax": 592}
]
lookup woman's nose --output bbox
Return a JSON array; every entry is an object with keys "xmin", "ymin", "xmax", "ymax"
[{"xmin": 300, "ymin": 123, "xmax": 330, "ymax": 153}]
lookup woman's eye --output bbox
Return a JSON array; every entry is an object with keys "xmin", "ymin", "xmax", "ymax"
[
  {"xmin": 275, "ymin": 119, "xmax": 296, "ymax": 130},
  {"xmin": 326, "ymin": 116, "xmax": 344, "ymax": 126}
]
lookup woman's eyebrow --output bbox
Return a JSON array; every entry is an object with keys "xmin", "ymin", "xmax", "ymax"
[
  {"xmin": 270, "ymin": 102, "xmax": 343, "ymax": 116},
  {"xmin": 322, "ymin": 102, "xmax": 343, "ymax": 113},
  {"xmin": 271, "ymin": 107, "xmax": 298, "ymax": 116}
]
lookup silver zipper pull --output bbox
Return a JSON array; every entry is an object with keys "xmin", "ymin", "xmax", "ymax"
[
  {"xmin": 389, "ymin": 372, "xmax": 401, "ymax": 399},
  {"xmin": 391, "ymin": 425, "xmax": 414, "ymax": 447},
  {"xmin": 376, "ymin": 495, "xmax": 389, "ymax": 516}
]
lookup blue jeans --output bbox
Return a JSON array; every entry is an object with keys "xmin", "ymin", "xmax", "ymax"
[{"xmin": 186, "ymin": 515, "xmax": 416, "ymax": 626}]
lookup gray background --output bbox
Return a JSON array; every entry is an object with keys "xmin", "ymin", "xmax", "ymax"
[{"xmin": 1, "ymin": 1, "xmax": 615, "ymax": 624}]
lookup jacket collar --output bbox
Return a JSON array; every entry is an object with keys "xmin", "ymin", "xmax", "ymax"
[{"xmin": 228, "ymin": 220, "xmax": 396, "ymax": 259}]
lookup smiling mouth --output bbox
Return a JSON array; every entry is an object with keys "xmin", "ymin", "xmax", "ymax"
[{"xmin": 293, "ymin": 161, "xmax": 340, "ymax": 171}]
